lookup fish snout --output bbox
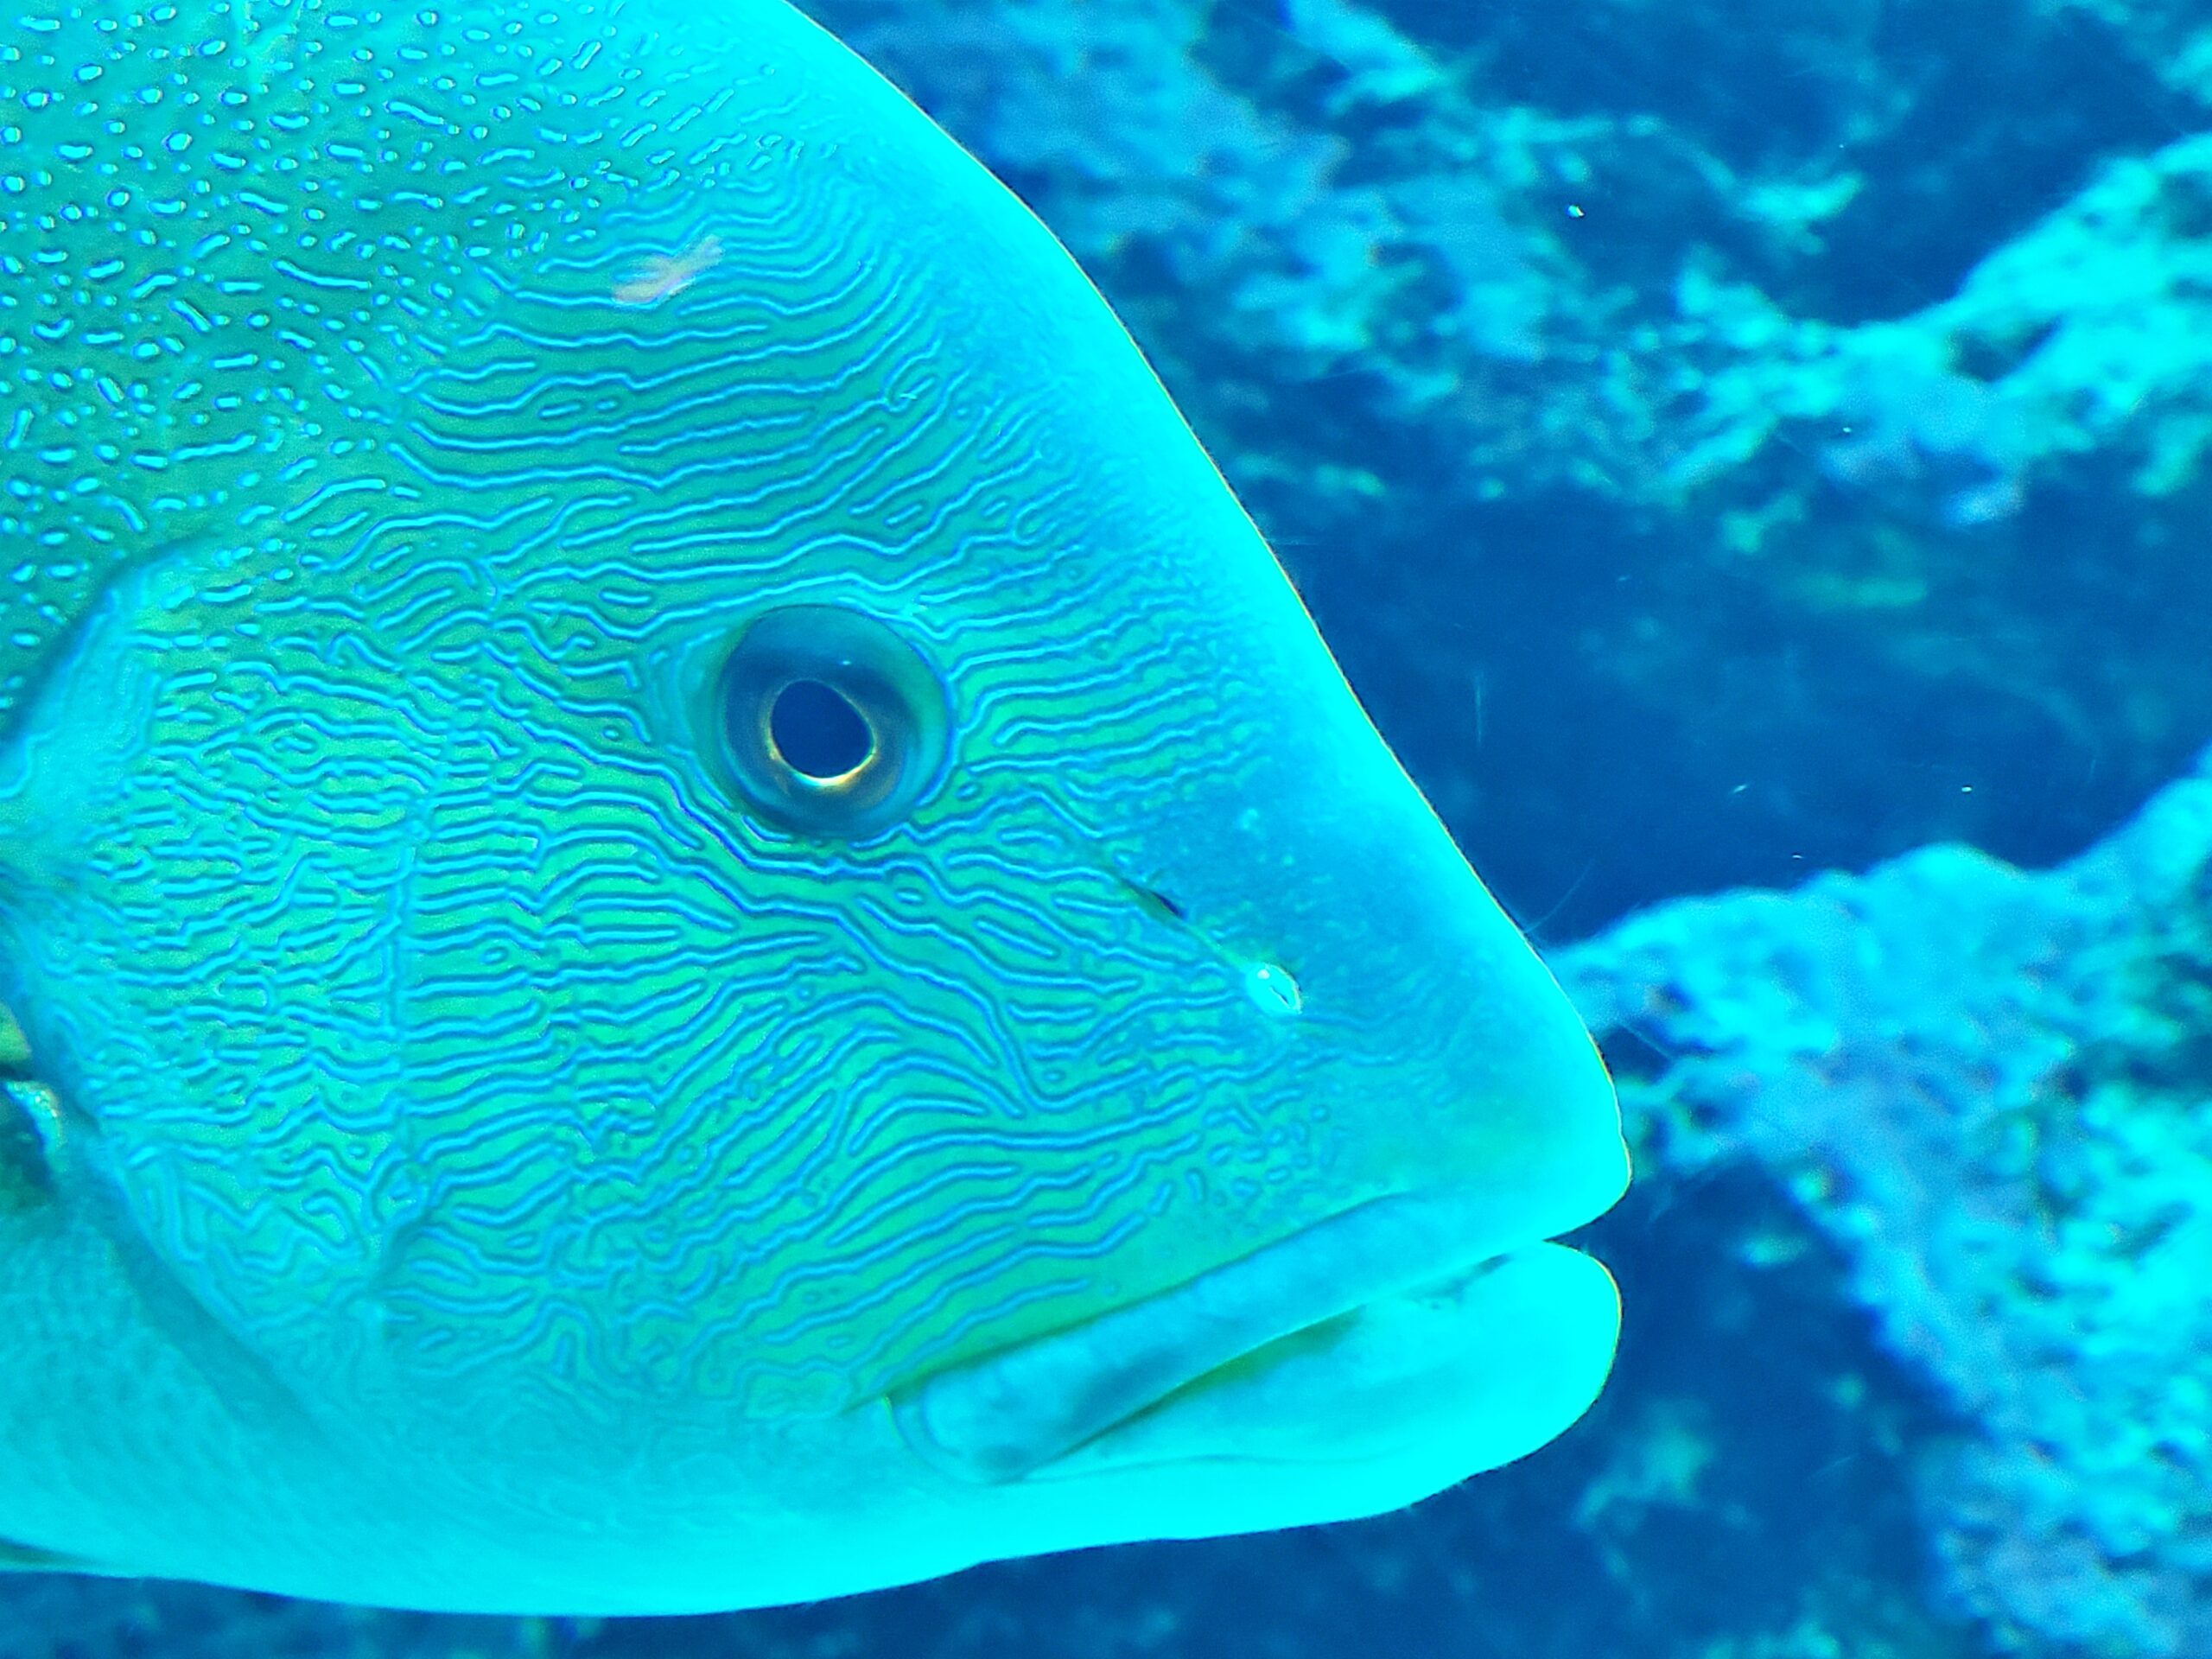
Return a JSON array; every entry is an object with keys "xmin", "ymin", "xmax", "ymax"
[
  {"xmin": 912, "ymin": 721, "xmax": 1632, "ymax": 1491},
  {"xmin": 1140, "ymin": 730, "xmax": 1627, "ymax": 1243}
]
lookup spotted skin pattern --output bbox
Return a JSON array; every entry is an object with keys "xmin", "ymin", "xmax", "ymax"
[{"xmin": 0, "ymin": 0, "xmax": 1624, "ymax": 1612}]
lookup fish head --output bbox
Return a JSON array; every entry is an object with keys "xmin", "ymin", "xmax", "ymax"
[{"xmin": 0, "ymin": 0, "xmax": 1625, "ymax": 1611}]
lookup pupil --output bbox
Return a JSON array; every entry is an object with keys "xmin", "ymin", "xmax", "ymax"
[{"xmin": 770, "ymin": 679, "xmax": 874, "ymax": 779}]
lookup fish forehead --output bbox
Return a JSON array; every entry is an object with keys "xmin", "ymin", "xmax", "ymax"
[
  {"xmin": 2, "ymin": 0, "xmax": 1418, "ymax": 1421},
  {"xmin": 0, "ymin": 0, "xmax": 1046, "ymax": 699}
]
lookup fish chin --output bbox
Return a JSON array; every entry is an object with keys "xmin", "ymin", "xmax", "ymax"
[{"xmin": 892, "ymin": 1192, "xmax": 1620, "ymax": 1499}]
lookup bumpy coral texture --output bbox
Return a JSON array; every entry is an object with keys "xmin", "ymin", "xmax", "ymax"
[{"xmin": 1560, "ymin": 748, "xmax": 2212, "ymax": 1658}]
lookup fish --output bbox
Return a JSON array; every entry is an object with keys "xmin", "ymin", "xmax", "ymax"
[{"xmin": 0, "ymin": 0, "xmax": 1628, "ymax": 1616}]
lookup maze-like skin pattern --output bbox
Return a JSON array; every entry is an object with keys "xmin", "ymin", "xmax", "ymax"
[{"xmin": 0, "ymin": 0, "xmax": 1611, "ymax": 1530}]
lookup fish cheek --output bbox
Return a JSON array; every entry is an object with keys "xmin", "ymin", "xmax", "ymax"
[{"xmin": 0, "ymin": 557, "xmax": 478, "ymax": 1371}]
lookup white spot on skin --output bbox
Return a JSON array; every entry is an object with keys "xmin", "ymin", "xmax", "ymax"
[
  {"xmin": 1243, "ymin": 961, "xmax": 1301, "ymax": 1017},
  {"xmin": 613, "ymin": 234, "xmax": 722, "ymax": 307}
]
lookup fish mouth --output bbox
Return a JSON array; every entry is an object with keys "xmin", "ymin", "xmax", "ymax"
[{"xmin": 893, "ymin": 1189, "xmax": 1619, "ymax": 1484}]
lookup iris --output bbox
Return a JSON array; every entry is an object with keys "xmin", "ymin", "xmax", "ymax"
[{"xmin": 715, "ymin": 605, "xmax": 952, "ymax": 837}]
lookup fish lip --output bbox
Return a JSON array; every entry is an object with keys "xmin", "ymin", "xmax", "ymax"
[{"xmin": 890, "ymin": 1188, "xmax": 1538, "ymax": 1484}]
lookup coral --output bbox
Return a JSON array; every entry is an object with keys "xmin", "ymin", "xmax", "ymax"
[
  {"xmin": 1672, "ymin": 130, "xmax": 2212, "ymax": 527},
  {"xmin": 1557, "ymin": 746, "xmax": 2212, "ymax": 1657},
  {"xmin": 2042, "ymin": 0, "xmax": 2212, "ymax": 105}
]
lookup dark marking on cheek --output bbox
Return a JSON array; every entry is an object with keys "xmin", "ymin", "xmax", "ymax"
[{"xmin": 1119, "ymin": 876, "xmax": 1191, "ymax": 927}]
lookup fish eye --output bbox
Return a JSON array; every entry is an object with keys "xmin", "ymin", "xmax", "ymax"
[{"xmin": 715, "ymin": 606, "xmax": 950, "ymax": 837}]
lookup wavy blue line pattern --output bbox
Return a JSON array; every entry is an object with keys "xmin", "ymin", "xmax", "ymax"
[{"xmin": 0, "ymin": 0, "xmax": 1371, "ymax": 1446}]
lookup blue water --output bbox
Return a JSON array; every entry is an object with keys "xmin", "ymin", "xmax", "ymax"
[{"xmin": 6, "ymin": 0, "xmax": 2209, "ymax": 1653}]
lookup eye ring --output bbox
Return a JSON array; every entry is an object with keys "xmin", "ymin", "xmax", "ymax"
[{"xmin": 715, "ymin": 606, "xmax": 950, "ymax": 837}]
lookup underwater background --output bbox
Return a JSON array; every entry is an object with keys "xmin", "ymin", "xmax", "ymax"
[{"xmin": 4, "ymin": 0, "xmax": 2207, "ymax": 1654}]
